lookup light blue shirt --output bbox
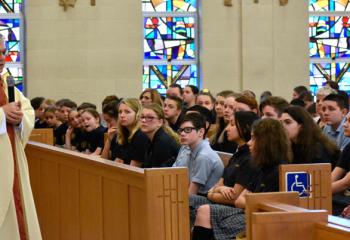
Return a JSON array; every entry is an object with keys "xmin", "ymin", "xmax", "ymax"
[
  {"xmin": 323, "ymin": 117, "xmax": 350, "ymax": 151},
  {"xmin": 173, "ymin": 139, "xmax": 224, "ymax": 194}
]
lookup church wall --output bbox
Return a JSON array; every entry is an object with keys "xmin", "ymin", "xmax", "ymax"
[{"xmin": 26, "ymin": 0, "xmax": 308, "ymax": 106}]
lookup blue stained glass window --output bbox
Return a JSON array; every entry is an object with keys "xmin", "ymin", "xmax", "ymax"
[
  {"xmin": 310, "ymin": 62, "xmax": 350, "ymax": 94},
  {"xmin": 309, "ymin": 16, "xmax": 350, "ymax": 58},
  {"xmin": 309, "ymin": 0, "xmax": 350, "ymax": 12},
  {"xmin": 0, "ymin": 0, "xmax": 23, "ymax": 14},
  {"xmin": 0, "ymin": 18, "xmax": 21, "ymax": 63},
  {"xmin": 143, "ymin": 64, "xmax": 197, "ymax": 95},
  {"xmin": 142, "ymin": 0, "xmax": 198, "ymax": 94},
  {"xmin": 144, "ymin": 17, "xmax": 195, "ymax": 60},
  {"xmin": 2, "ymin": 66, "xmax": 23, "ymax": 90},
  {"xmin": 142, "ymin": 0, "xmax": 196, "ymax": 12},
  {"xmin": 309, "ymin": 0, "xmax": 350, "ymax": 95}
]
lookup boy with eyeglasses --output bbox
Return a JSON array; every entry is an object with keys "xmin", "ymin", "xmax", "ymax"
[{"xmin": 173, "ymin": 112, "xmax": 224, "ymax": 196}]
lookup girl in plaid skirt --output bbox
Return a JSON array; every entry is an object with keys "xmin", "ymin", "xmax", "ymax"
[{"xmin": 191, "ymin": 118, "xmax": 292, "ymax": 240}]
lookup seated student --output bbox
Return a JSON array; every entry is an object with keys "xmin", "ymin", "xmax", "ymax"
[
  {"xmin": 173, "ymin": 112, "xmax": 224, "ymax": 196},
  {"xmin": 234, "ymin": 94, "xmax": 259, "ymax": 114},
  {"xmin": 115, "ymin": 98, "xmax": 149, "ymax": 167},
  {"xmin": 183, "ymin": 85, "xmax": 199, "ymax": 109},
  {"xmin": 166, "ymin": 83, "xmax": 183, "ymax": 99},
  {"xmin": 210, "ymin": 90, "xmax": 234, "ymax": 144},
  {"xmin": 259, "ymin": 96, "xmax": 289, "ymax": 119},
  {"xmin": 211, "ymin": 93, "xmax": 240, "ymax": 153},
  {"xmin": 281, "ymin": 106, "xmax": 340, "ymax": 166},
  {"xmin": 191, "ymin": 118, "xmax": 291, "ymax": 240},
  {"xmin": 186, "ymin": 104, "xmax": 213, "ymax": 136},
  {"xmin": 139, "ymin": 88, "xmax": 163, "ymax": 107},
  {"xmin": 44, "ymin": 106, "xmax": 63, "ymax": 146},
  {"xmin": 65, "ymin": 109, "xmax": 83, "ymax": 150},
  {"xmin": 163, "ymin": 95, "xmax": 184, "ymax": 132},
  {"xmin": 322, "ymin": 94, "xmax": 350, "ymax": 151},
  {"xmin": 315, "ymin": 86, "xmax": 338, "ymax": 128},
  {"xmin": 79, "ymin": 108, "xmax": 106, "ymax": 155},
  {"xmin": 199, "ymin": 112, "xmax": 259, "ymax": 208},
  {"xmin": 292, "ymin": 85, "xmax": 308, "ymax": 100},
  {"xmin": 331, "ymin": 112, "xmax": 350, "ymax": 215},
  {"xmin": 102, "ymin": 95, "xmax": 119, "ymax": 109},
  {"xmin": 299, "ymin": 90, "xmax": 314, "ymax": 109},
  {"xmin": 55, "ymin": 99, "xmax": 77, "ymax": 146},
  {"xmin": 196, "ymin": 90, "xmax": 215, "ymax": 112},
  {"xmin": 31, "ymin": 96, "xmax": 48, "ymax": 128},
  {"xmin": 101, "ymin": 100, "xmax": 119, "ymax": 160},
  {"xmin": 140, "ymin": 103, "xmax": 180, "ymax": 168}
]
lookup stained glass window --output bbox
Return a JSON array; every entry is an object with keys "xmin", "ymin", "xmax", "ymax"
[
  {"xmin": 309, "ymin": 16, "xmax": 350, "ymax": 58},
  {"xmin": 144, "ymin": 17, "xmax": 195, "ymax": 60},
  {"xmin": 142, "ymin": 0, "xmax": 197, "ymax": 12},
  {"xmin": 143, "ymin": 64, "xmax": 197, "ymax": 94},
  {"xmin": 0, "ymin": 0, "xmax": 23, "ymax": 90},
  {"xmin": 309, "ymin": 0, "xmax": 350, "ymax": 95},
  {"xmin": 310, "ymin": 62, "xmax": 350, "ymax": 94},
  {"xmin": 142, "ymin": 0, "xmax": 199, "ymax": 94},
  {"xmin": 309, "ymin": 0, "xmax": 350, "ymax": 12}
]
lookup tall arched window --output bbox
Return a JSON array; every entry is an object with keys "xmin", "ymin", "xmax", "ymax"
[
  {"xmin": 0, "ymin": 0, "xmax": 23, "ymax": 91},
  {"xmin": 309, "ymin": 0, "xmax": 350, "ymax": 95},
  {"xmin": 142, "ymin": 0, "xmax": 199, "ymax": 95}
]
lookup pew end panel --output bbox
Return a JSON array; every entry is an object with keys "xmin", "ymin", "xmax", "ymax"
[
  {"xmin": 246, "ymin": 192, "xmax": 328, "ymax": 240},
  {"xmin": 25, "ymin": 142, "xmax": 190, "ymax": 240},
  {"xmin": 279, "ymin": 163, "xmax": 332, "ymax": 213},
  {"xmin": 29, "ymin": 128, "xmax": 54, "ymax": 145},
  {"xmin": 245, "ymin": 192, "xmax": 300, "ymax": 240}
]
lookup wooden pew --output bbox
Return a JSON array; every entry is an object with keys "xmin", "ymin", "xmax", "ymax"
[
  {"xmin": 217, "ymin": 151, "xmax": 233, "ymax": 167},
  {"xmin": 245, "ymin": 192, "xmax": 350, "ymax": 240},
  {"xmin": 314, "ymin": 215, "xmax": 350, "ymax": 240},
  {"xmin": 279, "ymin": 163, "xmax": 332, "ymax": 213},
  {"xmin": 25, "ymin": 142, "xmax": 190, "ymax": 240},
  {"xmin": 29, "ymin": 128, "xmax": 54, "ymax": 145}
]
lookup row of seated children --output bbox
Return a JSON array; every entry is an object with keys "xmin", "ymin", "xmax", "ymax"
[{"xmin": 31, "ymin": 84, "xmax": 350, "ymax": 220}]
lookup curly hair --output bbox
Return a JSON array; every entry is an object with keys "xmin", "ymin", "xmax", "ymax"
[{"xmin": 251, "ymin": 118, "xmax": 292, "ymax": 166}]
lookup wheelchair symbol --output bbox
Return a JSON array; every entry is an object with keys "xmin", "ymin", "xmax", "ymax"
[
  {"xmin": 291, "ymin": 175, "xmax": 308, "ymax": 196},
  {"xmin": 286, "ymin": 172, "xmax": 311, "ymax": 198}
]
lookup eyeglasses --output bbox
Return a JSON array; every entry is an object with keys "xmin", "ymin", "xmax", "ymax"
[
  {"xmin": 140, "ymin": 115, "xmax": 158, "ymax": 122},
  {"xmin": 177, "ymin": 127, "xmax": 198, "ymax": 134}
]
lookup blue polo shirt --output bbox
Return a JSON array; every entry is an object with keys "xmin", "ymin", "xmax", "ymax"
[
  {"xmin": 323, "ymin": 117, "xmax": 350, "ymax": 151},
  {"xmin": 173, "ymin": 139, "xmax": 224, "ymax": 194}
]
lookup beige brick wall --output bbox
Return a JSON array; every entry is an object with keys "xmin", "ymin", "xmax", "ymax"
[{"xmin": 26, "ymin": 0, "xmax": 308, "ymax": 107}]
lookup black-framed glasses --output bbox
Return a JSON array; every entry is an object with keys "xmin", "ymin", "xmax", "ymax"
[
  {"xmin": 177, "ymin": 127, "xmax": 197, "ymax": 134},
  {"xmin": 140, "ymin": 115, "xmax": 158, "ymax": 122}
]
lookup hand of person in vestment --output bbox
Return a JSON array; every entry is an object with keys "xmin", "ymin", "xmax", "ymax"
[
  {"xmin": 342, "ymin": 205, "xmax": 350, "ymax": 218},
  {"xmin": 219, "ymin": 186, "xmax": 236, "ymax": 200},
  {"xmin": 2, "ymin": 101, "xmax": 23, "ymax": 125},
  {"xmin": 107, "ymin": 125, "xmax": 117, "ymax": 141}
]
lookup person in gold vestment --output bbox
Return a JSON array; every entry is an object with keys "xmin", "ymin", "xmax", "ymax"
[{"xmin": 0, "ymin": 35, "xmax": 41, "ymax": 239}]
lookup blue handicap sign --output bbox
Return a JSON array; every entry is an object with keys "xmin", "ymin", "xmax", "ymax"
[{"xmin": 286, "ymin": 172, "xmax": 311, "ymax": 198}]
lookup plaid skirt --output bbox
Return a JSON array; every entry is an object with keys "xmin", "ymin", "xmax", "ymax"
[{"xmin": 189, "ymin": 194, "xmax": 245, "ymax": 240}]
